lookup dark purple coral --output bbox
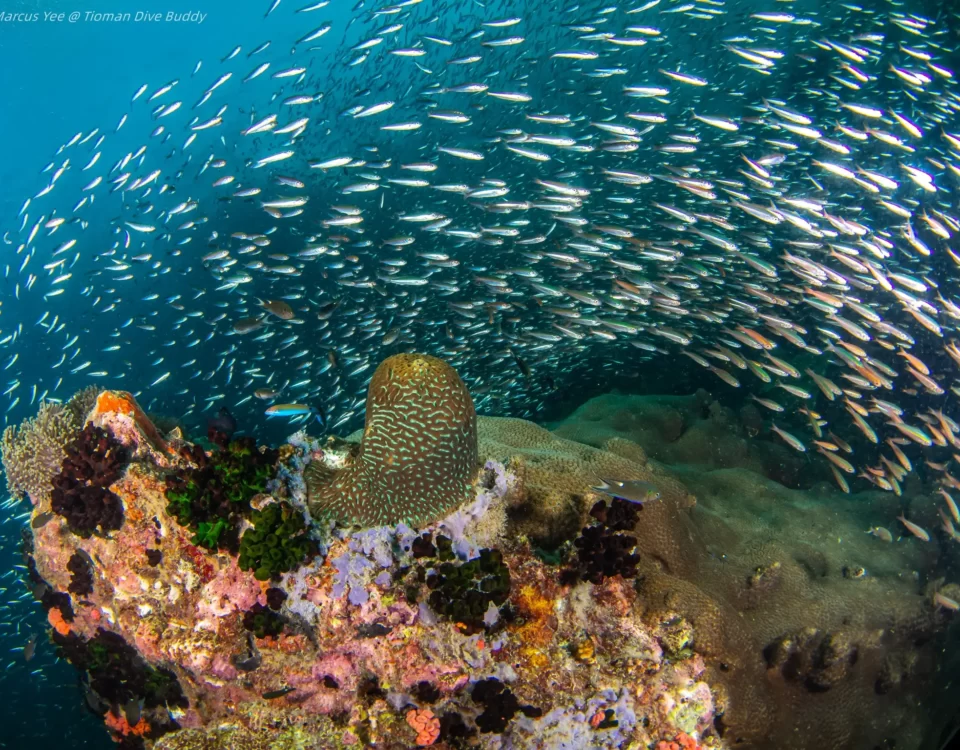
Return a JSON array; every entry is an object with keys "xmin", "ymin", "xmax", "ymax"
[
  {"xmin": 567, "ymin": 525, "xmax": 641, "ymax": 585},
  {"xmin": 51, "ymin": 423, "xmax": 129, "ymax": 536},
  {"xmin": 561, "ymin": 499, "xmax": 641, "ymax": 585},
  {"xmin": 589, "ymin": 497, "xmax": 641, "ymax": 531},
  {"xmin": 67, "ymin": 550, "xmax": 95, "ymax": 596},
  {"xmin": 471, "ymin": 678, "xmax": 541, "ymax": 733}
]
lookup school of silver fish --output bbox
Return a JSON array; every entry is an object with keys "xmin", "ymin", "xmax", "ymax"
[{"xmin": 2, "ymin": 0, "xmax": 960, "ymax": 604}]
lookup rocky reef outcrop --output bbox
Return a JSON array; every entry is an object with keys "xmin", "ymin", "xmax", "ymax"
[{"xmin": 3, "ymin": 362, "xmax": 957, "ymax": 750}]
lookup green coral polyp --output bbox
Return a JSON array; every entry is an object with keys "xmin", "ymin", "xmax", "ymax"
[
  {"xmin": 164, "ymin": 435, "xmax": 279, "ymax": 552},
  {"xmin": 238, "ymin": 501, "xmax": 314, "ymax": 581},
  {"xmin": 420, "ymin": 545, "xmax": 512, "ymax": 632},
  {"xmin": 193, "ymin": 518, "xmax": 228, "ymax": 549}
]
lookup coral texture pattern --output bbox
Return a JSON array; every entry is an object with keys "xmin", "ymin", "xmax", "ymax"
[{"xmin": 306, "ymin": 353, "xmax": 478, "ymax": 528}]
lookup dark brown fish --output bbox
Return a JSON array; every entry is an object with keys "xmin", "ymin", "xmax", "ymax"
[
  {"xmin": 208, "ymin": 407, "xmax": 237, "ymax": 439},
  {"xmin": 31, "ymin": 511, "xmax": 55, "ymax": 529},
  {"xmin": 262, "ymin": 686, "xmax": 296, "ymax": 699},
  {"xmin": 123, "ymin": 698, "xmax": 142, "ymax": 727},
  {"xmin": 317, "ymin": 299, "xmax": 341, "ymax": 320},
  {"xmin": 233, "ymin": 316, "xmax": 263, "ymax": 334},
  {"xmin": 357, "ymin": 622, "xmax": 392, "ymax": 638},
  {"xmin": 261, "ymin": 299, "xmax": 294, "ymax": 320},
  {"xmin": 23, "ymin": 634, "xmax": 37, "ymax": 662}
]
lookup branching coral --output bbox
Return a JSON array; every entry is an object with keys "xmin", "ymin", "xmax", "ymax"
[
  {"xmin": 306, "ymin": 353, "xmax": 478, "ymax": 528},
  {"xmin": 51, "ymin": 423, "xmax": 130, "ymax": 536},
  {"xmin": 164, "ymin": 434, "xmax": 279, "ymax": 551},
  {"xmin": 1, "ymin": 387, "xmax": 98, "ymax": 502},
  {"xmin": 238, "ymin": 501, "xmax": 315, "ymax": 581}
]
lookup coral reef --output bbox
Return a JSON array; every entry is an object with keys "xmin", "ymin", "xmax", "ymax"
[
  {"xmin": 306, "ymin": 353, "xmax": 478, "ymax": 528},
  {"xmin": 21, "ymin": 386, "xmax": 726, "ymax": 750},
  {"xmin": 237, "ymin": 500, "xmax": 316, "ymax": 581},
  {"xmin": 1, "ymin": 386, "xmax": 98, "ymax": 502},
  {"xmin": 164, "ymin": 434, "xmax": 279, "ymax": 551},
  {"xmin": 51, "ymin": 423, "xmax": 130, "ymax": 535},
  {"xmin": 16, "ymin": 379, "xmax": 957, "ymax": 750}
]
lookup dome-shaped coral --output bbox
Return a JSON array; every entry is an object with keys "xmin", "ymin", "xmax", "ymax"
[{"xmin": 307, "ymin": 353, "xmax": 478, "ymax": 528}]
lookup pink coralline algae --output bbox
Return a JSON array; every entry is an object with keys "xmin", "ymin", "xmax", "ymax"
[
  {"xmin": 196, "ymin": 562, "xmax": 265, "ymax": 623},
  {"xmin": 16, "ymin": 390, "xmax": 726, "ymax": 750}
]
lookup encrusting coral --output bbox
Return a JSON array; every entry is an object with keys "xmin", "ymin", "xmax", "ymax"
[{"xmin": 305, "ymin": 353, "xmax": 478, "ymax": 528}]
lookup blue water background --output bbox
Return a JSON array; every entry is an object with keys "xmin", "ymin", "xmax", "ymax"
[{"xmin": 1, "ymin": 4, "xmax": 341, "ymax": 745}]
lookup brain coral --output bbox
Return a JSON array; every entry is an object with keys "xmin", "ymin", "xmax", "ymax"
[{"xmin": 307, "ymin": 353, "xmax": 478, "ymax": 528}]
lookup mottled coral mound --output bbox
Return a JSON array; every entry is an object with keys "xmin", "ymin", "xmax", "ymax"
[
  {"xmin": 306, "ymin": 353, "xmax": 478, "ymax": 528},
  {"xmin": 551, "ymin": 390, "xmax": 809, "ymax": 488},
  {"xmin": 475, "ymin": 402, "xmax": 953, "ymax": 750}
]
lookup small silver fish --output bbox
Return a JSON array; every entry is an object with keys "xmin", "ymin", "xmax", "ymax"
[{"xmin": 591, "ymin": 479, "xmax": 661, "ymax": 504}]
